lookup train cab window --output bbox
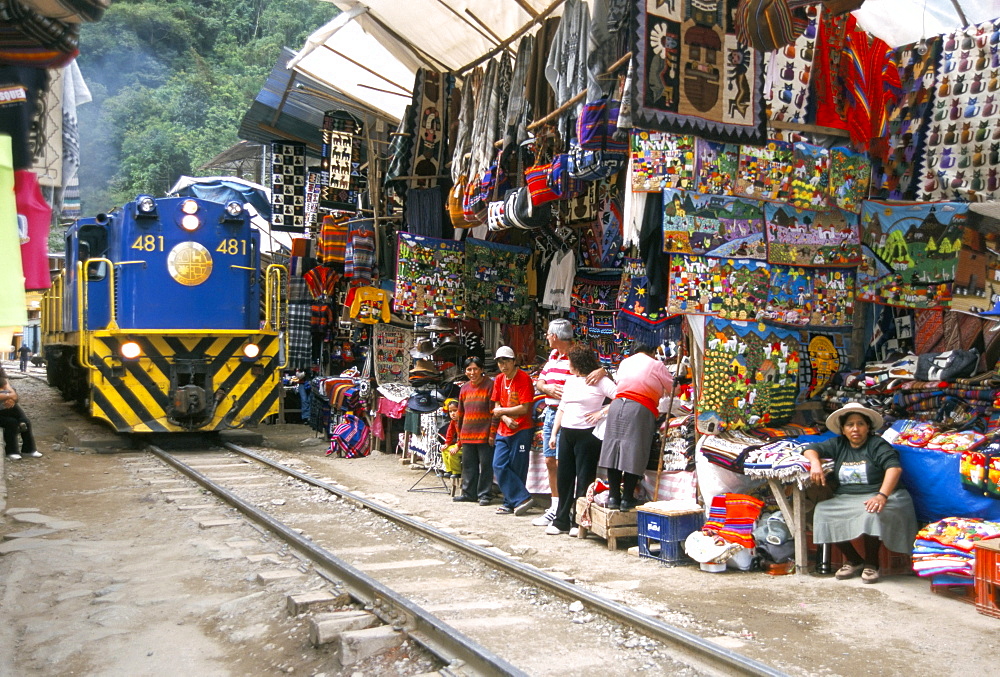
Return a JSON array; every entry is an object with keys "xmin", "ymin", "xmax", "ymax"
[{"xmin": 78, "ymin": 225, "xmax": 109, "ymax": 281}]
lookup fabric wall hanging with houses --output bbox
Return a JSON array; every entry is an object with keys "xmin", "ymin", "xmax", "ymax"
[
  {"xmin": 858, "ymin": 200, "xmax": 970, "ymax": 309},
  {"xmin": 630, "ymin": 0, "xmax": 768, "ymax": 146},
  {"xmin": 463, "ymin": 238, "xmax": 532, "ymax": 324},
  {"xmin": 395, "ymin": 233, "xmax": 465, "ymax": 319},
  {"xmin": 697, "ymin": 318, "xmax": 801, "ymax": 435},
  {"xmin": 662, "ymin": 189, "xmax": 767, "ymax": 258},
  {"xmin": 765, "ymin": 265, "xmax": 856, "ymax": 327},
  {"xmin": 763, "ymin": 202, "xmax": 861, "ymax": 267},
  {"xmin": 667, "ymin": 255, "xmax": 770, "ymax": 320},
  {"xmin": 629, "ymin": 130, "xmax": 696, "ymax": 192}
]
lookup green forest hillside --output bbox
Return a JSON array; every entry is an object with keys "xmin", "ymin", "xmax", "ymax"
[{"xmin": 76, "ymin": 0, "xmax": 336, "ymax": 215}]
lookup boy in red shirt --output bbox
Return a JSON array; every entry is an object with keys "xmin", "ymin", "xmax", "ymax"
[{"xmin": 490, "ymin": 346, "xmax": 536, "ymax": 516}]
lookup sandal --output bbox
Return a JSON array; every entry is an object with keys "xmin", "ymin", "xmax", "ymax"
[
  {"xmin": 861, "ymin": 567, "xmax": 880, "ymax": 584},
  {"xmin": 834, "ymin": 562, "xmax": 865, "ymax": 580},
  {"xmin": 495, "ymin": 505, "xmax": 513, "ymax": 515}
]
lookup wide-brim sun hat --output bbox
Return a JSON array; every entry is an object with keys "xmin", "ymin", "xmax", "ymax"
[{"xmin": 825, "ymin": 402, "xmax": 884, "ymax": 435}]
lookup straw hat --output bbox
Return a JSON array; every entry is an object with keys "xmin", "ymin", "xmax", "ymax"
[{"xmin": 825, "ymin": 402, "xmax": 884, "ymax": 435}]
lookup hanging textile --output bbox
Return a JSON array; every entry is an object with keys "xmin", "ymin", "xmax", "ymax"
[
  {"xmin": 407, "ymin": 69, "xmax": 448, "ymax": 187},
  {"xmin": 374, "ymin": 324, "xmax": 412, "ymax": 386},
  {"xmin": 320, "ymin": 111, "xmax": 365, "ymax": 211},
  {"xmin": 765, "ymin": 4, "xmax": 822, "ymax": 126},
  {"xmin": 615, "ymin": 257, "xmax": 675, "ymax": 344},
  {"xmin": 694, "ymin": 138, "xmax": 740, "ymax": 196},
  {"xmin": 269, "ymin": 141, "xmax": 306, "ymax": 233},
  {"xmin": 464, "ymin": 238, "xmax": 531, "ymax": 324},
  {"xmin": 667, "ymin": 254, "xmax": 770, "ymax": 320},
  {"xmin": 766, "ymin": 265, "xmax": 855, "ymax": 327},
  {"xmin": 697, "ymin": 317, "xmax": 801, "ymax": 433},
  {"xmin": 810, "ymin": 10, "xmax": 851, "ymax": 130},
  {"xmin": 318, "ymin": 215, "xmax": 349, "ymax": 267},
  {"xmin": 545, "ymin": 0, "xmax": 590, "ymax": 138},
  {"xmin": 629, "ymin": 130, "xmax": 696, "ymax": 192},
  {"xmin": 829, "ymin": 146, "xmax": 871, "ymax": 213},
  {"xmin": 802, "ymin": 331, "xmax": 849, "ymax": 399},
  {"xmin": 734, "ymin": 141, "xmax": 795, "ymax": 201},
  {"xmin": 839, "ymin": 22, "xmax": 901, "ymax": 153},
  {"xmin": 858, "ymin": 200, "xmax": 969, "ymax": 309},
  {"xmin": 787, "ymin": 142, "xmax": 833, "ymax": 211},
  {"xmin": 16, "ymin": 170, "xmax": 51, "ymax": 290},
  {"xmin": 572, "ymin": 267, "xmax": 622, "ymax": 368},
  {"xmin": 763, "ymin": 202, "xmax": 860, "ymax": 267},
  {"xmin": 663, "ymin": 189, "xmax": 766, "ymax": 258},
  {"xmin": 287, "ymin": 302, "xmax": 313, "ymax": 371},
  {"xmin": 395, "ymin": 233, "xmax": 465, "ymax": 318},
  {"xmin": 629, "ymin": 0, "xmax": 767, "ymax": 146},
  {"xmin": 579, "ymin": 180, "xmax": 626, "ymax": 269},
  {"xmin": 344, "ymin": 219, "xmax": 375, "ymax": 284}
]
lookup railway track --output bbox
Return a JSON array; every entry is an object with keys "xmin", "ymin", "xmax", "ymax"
[{"xmin": 133, "ymin": 440, "xmax": 787, "ymax": 677}]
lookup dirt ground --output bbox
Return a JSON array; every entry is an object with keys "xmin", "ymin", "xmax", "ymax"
[{"xmin": 2, "ymin": 363, "xmax": 999, "ymax": 676}]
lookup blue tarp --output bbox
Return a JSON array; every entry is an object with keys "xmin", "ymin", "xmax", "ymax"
[
  {"xmin": 173, "ymin": 179, "xmax": 271, "ymax": 221},
  {"xmin": 896, "ymin": 444, "xmax": 1000, "ymax": 524}
]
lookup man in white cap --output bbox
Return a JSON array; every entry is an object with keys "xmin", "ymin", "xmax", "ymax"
[{"xmin": 490, "ymin": 346, "xmax": 536, "ymax": 516}]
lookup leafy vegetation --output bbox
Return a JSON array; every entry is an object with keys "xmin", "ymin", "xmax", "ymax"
[{"xmin": 76, "ymin": 0, "xmax": 336, "ymax": 215}]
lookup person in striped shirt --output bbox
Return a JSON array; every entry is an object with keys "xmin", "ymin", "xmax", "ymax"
[{"xmin": 455, "ymin": 357, "xmax": 497, "ymax": 505}]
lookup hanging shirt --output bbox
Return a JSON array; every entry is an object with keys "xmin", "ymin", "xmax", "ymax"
[
  {"xmin": 541, "ymin": 249, "xmax": 576, "ymax": 312},
  {"xmin": 349, "ymin": 286, "xmax": 391, "ymax": 324}
]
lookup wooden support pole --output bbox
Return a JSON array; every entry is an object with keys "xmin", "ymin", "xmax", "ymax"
[{"xmin": 458, "ymin": 0, "xmax": 568, "ymax": 74}]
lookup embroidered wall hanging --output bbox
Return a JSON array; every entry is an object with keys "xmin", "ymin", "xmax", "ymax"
[
  {"xmin": 560, "ymin": 181, "xmax": 598, "ymax": 224},
  {"xmin": 697, "ymin": 318, "xmax": 801, "ymax": 434},
  {"xmin": 464, "ymin": 238, "xmax": 532, "ymax": 324},
  {"xmin": 859, "ymin": 200, "xmax": 970, "ymax": 308},
  {"xmin": 572, "ymin": 269, "xmax": 623, "ymax": 313},
  {"xmin": 373, "ymin": 324, "xmax": 413, "ymax": 385},
  {"xmin": 856, "ymin": 244, "xmax": 892, "ymax": 304},
  {"xmin": 918, "ymin": 18, "xmax": 1000, "ymax": 202},
  {"xmin": 575, "ymin": 307, "xmax": 624, "ymax": 368},
  {"xmin": 270, "ymin": 141, "xmax": 306, "ymax": 233},
  {"xmin": 765, "ymin": 4, "xmax": 821, "ymax": 126},
  {"xmin": 952, "ymin": 226, "xmax": 1000, "ymax": 314},
  {"xmin": 629, "ymin": 130, "xmax": 696, "ymax": 192},
  {"xmin": 763, "ymin": 203, "xmax": 861, "ymax": 267},
  {"xmin": 869, "ymin": 39, "xmax": 940, "ymax": 201},
  {"xmin": 694, "ymin": 138, "xmax": 740, "ymax": 196},
  {"xmin": 788, "ymin": 142, "xmax": 832, "ymax": 210},
  {"xmin": 408, "ymin": 69, "xmax": 448, "ymax": 188},
  {"xmin": 666, "ymin": 254, "xmax": 770, "ymax": 320},
  {"xmin": 630, "ymin": 0, "xmax": 767, "ymax": 146},
  {"xmin": 830, "ymin": 146, "xmax": 872, "ymax": 213},
  {"xmin": 579, "ymin": 180, "xmax": 626, "ymax": 269},
  {"xmin": 765, "ymin": 265, "xmax": 855, "ymax": 328},
  {"xmin": 802, "ymin": 331, "xmax": 848, "ymax": 399},
  {"xmin": 662, "ymin": 188, "xmax": 766, "ymax": 258},
  {"xmin": 395, "ymin": 233, "xmax": 465, "ymax": 318},
  {"xmin": 320, "ymin": 111, "xmax": 365, "ymax": 211},
  {"xmin": 734, "ymin": 141, "xmax": 795, "ymax": 201},
  {"xmin": 615, "ymin": 257, "xmax": 674, "ymax": 343}
]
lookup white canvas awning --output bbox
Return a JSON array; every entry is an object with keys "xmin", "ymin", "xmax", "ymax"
[{"xmin": 853, "ymin": 0, "xmax": 999, "ymax": 47}]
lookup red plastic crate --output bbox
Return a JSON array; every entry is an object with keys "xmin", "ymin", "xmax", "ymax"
[
  {"xmin": 829, "ymin": 539, "xmax": 914, "ymax": 577},
  {"xmin": 974, "ymin": 540, "xmax": 1000, "ymax": 618}
]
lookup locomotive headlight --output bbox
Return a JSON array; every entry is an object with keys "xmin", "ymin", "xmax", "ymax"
[
  {"xmin": 225, "ymin": 201, "xmax": 243, "ymax": 217},
  {"xmin": 120, "ymin": 342, "xmax": 142, "ymax": 360},
  {"xmin": 242, "ymin": 343, "xmax": 260, "ymax": 360},
  {"xmin": 137, "ymin": 195, "xmax": 156, "ymax": 213},
  {"xmin": 180, "ymin": 214, "xmax": 200, "ymax": 231},
  {"xmin": 181, "ymin": 199, "xmax": 199, "ymax": 215}
]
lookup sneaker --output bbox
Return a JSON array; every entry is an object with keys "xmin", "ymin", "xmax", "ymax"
[
  {"xmin": 478, "ymin": 498, "xmax": 492, "ymax": 506},
  {"xmin": 532, "ymin": 508, "xmax": 556, "ymax": 527},
  {"xmin": 25, "ymin": 451, "xmax": 42, "ymax": 458},
  {"xmin": 569, "ymin": 527, "xmax": 580, "ymax": 538},
  {"xmin": 513, "ymin": 497, "xmax": 535, "ymax": 516},
  {"xmin": 861, "ymin": 567, "xmax": 881, "ymax": 584},
  {"xmin": 6, "ymin": 454, "xmax": 21, "ymax": 460},
  {"xmin": 545, "ymin": 524, "xmax": 569, "ymax": 535},
  {"xmin": 835, "ymin": 562, "xmax": 865, "ymax": 580}
]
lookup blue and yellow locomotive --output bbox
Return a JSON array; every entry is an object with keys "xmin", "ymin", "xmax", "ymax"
[{"xmin": 41, "ymin": 195, "xmax": 287, "ymax": 433}]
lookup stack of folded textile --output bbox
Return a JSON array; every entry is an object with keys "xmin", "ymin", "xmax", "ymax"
[
  {"xmin": 912, "ymin": 517, "xmax": 1000, "ymax": 582},
  {"xmin": 703, "ymin": 493, "xmax": 765, "ymax": 549},
  {"xmin": 742, "ymin": 440, "xmax": 835, "ymax": 487}
]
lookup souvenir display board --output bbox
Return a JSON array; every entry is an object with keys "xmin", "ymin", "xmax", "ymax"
[
  {"xmin": 629, "ymin": 131, "xmax": 696, "ymax": 192},
  {"xmin": 697, "ymin": 318, "xmax": 800, "ymax": 434},
  {"xmin": 395, "ymin": 233, "xmax": 465, "ymax": 318},
  {"xmin": 858, "ymin": 200, "xmax": 969, "ymax": 308},
  {"xmin": 629, "ymin": 0, "xmax": 767, "ymax": 146},
  {"xmin": 464, "ymin": 238, "xmax": 531, "ymax": 324},
  {"xmin": 694, "ymin": 138, "xmax": 740, "ymax": 195},
  {"xmin": 667, "ymin": 255, "xmax": 770, "ymax": 320},
  {"xmin": 734, "ymin": 141, "xmax": 795, "ymax": 202},
  {"xmin": 662, "ymin": 189, "xmax": 766, "ymax": 258},
  {"xmin": 270, "ymin": 141, "xmax": 306, "ymax": 233},
  {"xmin": 373, "ymin": 324, "xmax": 412, "ymax": 385},
  {"xmin": 918, "ymin": 17, "xmax": 1000, "ymax": 202},
  {"xmin": 763, "ymin": 203, "xmax": 861, "ymax": 267},
  {"xmin": 765, "ymin": 265, "xmax": 855, "ymax": 327}
]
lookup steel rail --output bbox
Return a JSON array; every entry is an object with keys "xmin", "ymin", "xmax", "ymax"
[
  {"xmin": 223, "ymin": 443, "xmax": 788, "ymax": 677},
  {"xmin": 147, "ymin": 443, "xmax": 526, "ymax": 677}
]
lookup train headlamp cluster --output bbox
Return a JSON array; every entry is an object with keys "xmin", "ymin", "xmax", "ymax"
[
  {"xmin": 179, "ymin": 199, "xmax": 201, "ymax": 232},
  {"xmin": 242, "ymin": 343, "xmax": 260, "ymax": 360},
  {"xmin": 225, "ymin": 201, "xmax": 243, "ymax": 217},
  {"xmin": 120, "ymin": 342, "xmax": 142, "ymax": 360},
  {"xmin": 135, "ymin": 195, "xmax": 157, "ymax": 218}
]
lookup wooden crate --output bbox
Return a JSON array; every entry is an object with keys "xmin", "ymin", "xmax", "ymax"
[{"xmin": 575, "ymin": 497, "xmax": 638, "ymax": 550}]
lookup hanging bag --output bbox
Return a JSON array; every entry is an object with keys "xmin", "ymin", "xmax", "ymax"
[{"xmin": 569, "ymin": 97, "xmax": 628, "ymax": 181}]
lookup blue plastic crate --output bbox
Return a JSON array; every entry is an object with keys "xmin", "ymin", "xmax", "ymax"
[
  {"xmin": 638, "ymin": 535, "xmax": 686, "ymax": 563},
  {"xmin": 636, "ymin": 510, "xmax": 704, "ymax": 565}
]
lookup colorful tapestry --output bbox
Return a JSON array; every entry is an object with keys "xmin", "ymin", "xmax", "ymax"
[
  {"xmin": 766, "ymin": 4, "xmax": 821, "ymax": 126},
  {"xmin": 666, "ymin": 254, "xmax": 770, "ymax": 320},
  {"xmin": 576, "ymin": 308, "xmax": 624, "ymax": 368},
  {"xmin": 373, "ymin": 324, "xmax": 412, "ymax": 385},
  {"xmin": 802, "ymin": 331, "xmax": 848, "ymax": 399},
  {"xmin": 662, "ymin": 189, "xmax": 766, "ymax": 258},
  {"xmin": 763, "ymin": 203, "xmax": 861, "ymax": 267},
  {"xmin": 694, "ymin": 138, "xmax": 740, "ymax": 195},
  {"xmin": 734, "ymin": 141, "xmax": 795, "ymax": 201},
  {"xmin": 951, "ymin": 226, "xmax": 1000, "ymax": 314},
  {"xmin": 788, "ymin": 143, "xmax": 832, "ymax": 210},
  {"xmin": 629, "ymin": 130, "xmax": 696, "ymax": 192},
  {"xmin": 572, "ymin": 269, "xmax": 622, "ymax": 313},
  {"xmin": 464, "ymin": 238, "xmax": 531, "ymax": 324},
  {"xmin": 830, "ymin": 146, "xmax": 872, "ymax": 213},
  {"xmin": 856, "ymin": 244, "xmax": 892, "ymax": 304},
  {"xmin": 407, "ymin": 69, "xmax": 448, "ymax": 188},
  {"xmin": 615, "ymin": 257, "xmax": 673, "ymax": 344},
  {"xmin": 766, "ymin": 265, "xmax": 855, "ymax": 327},
  {"xmin": 320, "ymin": 111, "xmax": 365, "ymax": 211},
  {"xmin": 395, "ymin": 233, "xmax": 465, "ymax": 318},
  {"xmin": 859, "ymin": 200, "xmax": 970, "ymax": 308},
  {"xmin": 698, "ymin": 318, "xmax": 801, "ymax": 433},
  {"xmin": 561, "ymin": 181, "xmax": 598, "ymax": 224},
  {"xmin": 918, "ymin": 18, "xmax": 1000, "ymax": 201},
  {"xmin": 630, "ymin": 0, "xmax": 767, "ymax": 146},
  {"xmin": 869, "ymin": 38, "xmax": 940, "ymax": 201},
  {"xmin": 270, "ymin": 141, "xmax": 306, "ymax": 233},
  {"xmin": 579, "ymin": 181, "xmax": 626, "ymax": 269},
  {"xmin": 914, "ymin": 308, "xmax": 946, "ymax": 355}
]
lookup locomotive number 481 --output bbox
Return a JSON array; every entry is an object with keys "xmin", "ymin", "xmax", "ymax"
[
  {"xmin": 129, "ymin": 236, "xmax": 247, "ymax": 255},
  {"xmin": 216, "ymin": 239, "xmax": 248, "ymax": 255}
]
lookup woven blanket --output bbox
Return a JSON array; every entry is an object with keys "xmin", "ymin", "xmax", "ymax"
[
  {"xmin": 629, "ymin": 0, "xmax": 767, "ymax": 146},
  {"xmin": 464, "ymin": 238, "xmax": 531, "ymax": 324},
  {"xmin": 703, "ymin": 493, "xmax": 764, "ymax": 549},
  {"xmin": 572, "ymin": 269, "xmax": 622, "ymax": 311},
  {"xmin": 270, "ymin": 141, "xmax": 306, "ymax": 233},
  {"xmin": 287, "ymin": 302, "xmax": 312, "ymax": 371},
  {"xmin": 915, "ymin": 517, "xmax": 1000, "ymax": 553},
  {"xmin": 663, "ymin": 189, "xmax": 766, "ymax": 258}
]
